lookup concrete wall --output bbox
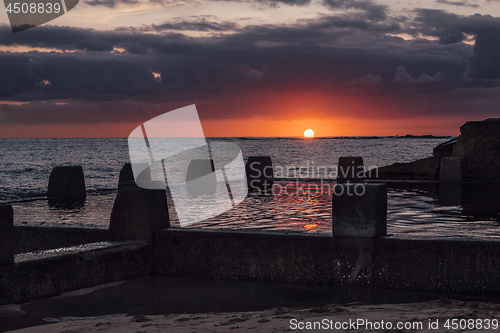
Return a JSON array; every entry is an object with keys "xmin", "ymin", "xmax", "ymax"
[
  {"xmin": 4, "ymin": 226, "xmax": 500, "ymax": 304},
  {"xmin": 1, "ymin": 241, "xmax": 152, "ymax": 304},
  {"xmin": 154, "ymin": 228, "xmax": 500, "ymax": 294},
  {"xmin": 13, "ymin": 226, "xmax": 110, "ymax": 254}
]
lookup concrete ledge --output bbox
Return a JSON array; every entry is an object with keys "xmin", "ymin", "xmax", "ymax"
[
  {"xmin": 13, "ymin": 226, "xmax": 110, "ymax": 254},
  {"xmin": 373, "ymin": 238, "xmax": 500, "ymax": 294},
  {"xmin": 154, "ymin": 228, "xmax": 367, "ymax": 285},
  {"xmin": 1, "ymin": 241, "xmax": 152, "ymax": 304},
  {"xmin": 154, "ymin": 228, "xmax": 500, "ymax": 294}
]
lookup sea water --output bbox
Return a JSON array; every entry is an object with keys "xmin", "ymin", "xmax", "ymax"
[{"xmin": 2, "ymin": 137, "xmax": 500, "ymax": 239}]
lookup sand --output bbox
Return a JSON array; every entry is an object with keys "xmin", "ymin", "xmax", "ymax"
[{"xmin": 9, "ymin": 299, "xmax": 500, "ymax": 333}]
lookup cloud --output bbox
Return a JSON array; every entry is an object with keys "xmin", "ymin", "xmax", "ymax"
[
  {"xmin": 323, "ymin": 0, "xmax": 388, "ymax": 22},
  {"xmin": 346, "ymin": 74, "xmax": 382, "ymax": 85},
  {"xmin": 206, "ymin": 0, "xmax": 311, "ymax": 8},
  {"xmin": 394, "ymin": 66, "xmax": 442, "ymax": 83},
  {"xmin": 408, "ymin": 10, "xmax": 500, "ymax": 79},
  {"xmin": 436, "ymin": 0, "xmax": 480, "ymax": 8},
  {"xmin": 84, "ymin": 0, "xmax": 190, "ymax": 8},
  {"xmin": 117, "ymin": 18, "xmax": 240, "ymax": 33}
]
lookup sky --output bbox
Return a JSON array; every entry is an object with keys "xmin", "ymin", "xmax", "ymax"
[{"xmin": 0, "ymin": 0, "xmax": 499, "ymax": 137}]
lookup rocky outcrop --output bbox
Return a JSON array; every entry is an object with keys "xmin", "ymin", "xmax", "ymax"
[
  {"xmin": 365, "ymin": 118, "xmax": 500, "ymax": 181},
  {"xmin": 367, "ymin": 156, "xmax": 442, "ymax": 180},
  {"xmin": 451, "ymin": 118, "xmax": 500, "ymax": 181}
]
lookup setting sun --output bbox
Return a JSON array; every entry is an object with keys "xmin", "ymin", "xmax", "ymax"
[{"xmin": 304, "ymin": 129, "xmax": 314, "ymax": 138}]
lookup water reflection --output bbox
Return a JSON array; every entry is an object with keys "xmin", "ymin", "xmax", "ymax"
[
  {"xmin": 186, "ymin": 181, "xmax": 500, "ymax": 240},
  {"xmin": 12, "ymin": 180, "xmax": 500, "ymax": 241}
]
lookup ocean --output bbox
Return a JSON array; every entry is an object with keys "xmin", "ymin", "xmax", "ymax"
[{"xmin": 2, "ymin": 137, "xmax": 500, "ymax": 239}]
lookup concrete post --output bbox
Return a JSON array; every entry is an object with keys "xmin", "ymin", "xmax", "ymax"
[
  {"xmin": 0, "ymin": 205, "xmax": 14, "ymax": 265},
  {"xmin": 245, "ymin": 156, "xmax": 273, "ymax": 194},
  {"xmin": 109, "ymin": 182, "xmax": 170, "ymax": 240},
  {"xmin": 337, "ymin": 157, "xmax": 365, "ymax": 183},
  {"xmin": 47, "ymin": 166, "xmax": 86, "ymax": 203},
  {"xmin": 439, "ymin": 157, "xmax": 465, "ymax": 182},
  {"xmin": 332, "ymin": 183, "xmax": 387, "ymax": 237},
  {"xmin": 118, "ymin": 163, "xmax": 152, "ymax": 186},
  {"xmin": 186, "ymin": 159, "xmax": 216, "ymax": 196}
]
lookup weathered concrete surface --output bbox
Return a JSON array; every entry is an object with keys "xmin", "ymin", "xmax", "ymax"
[
  {"xmin": 332, "ymin": 184, "xmax": 387, "ymax": 237},
  {"xmin": 13, "ymin": 226, "xmax": 109, "ymax": 254},
  {"xmin": 246, "ymin": 156, "xmax": 273, "ymax": 194},
  {"xmin": 0, "ymin": 265, "xmax": 12, "ymax": 305},
  {"xmin": 452, "ymin": 119, "xmax": 500, "ymax": 181},
  {"xmin": 0, "ymin": 205, "xmax": 14, "ymax": 265},
  {"xmin": 47, "ymin": 166, "xmax": 86, "ymax": 203},
  {"xmin": 373, "ymin": 238, "xmax": 500, "ymax": 294},
  {"xmin": 109, "ymin": 182, "xmax": 170, "ymax": 240},
  {"xmin": 439, "ymin": 157, "xmax": 465, "ymax": 182},
  {"xmin": 154, "ymin": 228, "xmax": 373, "ymax": 286},
  {"xmin": 9, "ymin": 241, "xmax": 152, "ymax": 304},
  {"xmin": 154, "ymin": 228, "xmax": 500, "ymax": 294},
  {"xmin": 337, "ymin": 157, "xmax": 364, "ymax": 183}
]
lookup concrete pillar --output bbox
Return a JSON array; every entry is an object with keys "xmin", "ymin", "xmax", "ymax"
[
  {"xmin": 332, "ymin": 183, "xmax": 387, "ymax": 237},
  {"xmin": 47, "ymin": 166, "xmax": 86, "ymax": 203},
  {"xmin": 186, "ymin": 159, "xmax": 216, "ymax": 195},
  {"xmin": 109, "ymin": 182, "xmax": 170, "ymax": 240},
  {"xmin": 245, "ymin": 156, "xmax": 273, "ymax": 194},
  {"xmin": 0, "ymin": 205, "xmax": 14, "ymax": 265},
  {"xmin": 337, "ymin": 157, "xmax": 365, "ymax": 183},
  {"xmin": 439, "ymin": 157, "xmax": 465, "ymax": 182},
  {"xmin": 118, "ymin": 163, "xmax": 152, "ymax": 186}
]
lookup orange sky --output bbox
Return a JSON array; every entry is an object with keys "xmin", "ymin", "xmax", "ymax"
[{"xmin": 0, "ymin": 115, "xmax": 466, "ymax": 138}]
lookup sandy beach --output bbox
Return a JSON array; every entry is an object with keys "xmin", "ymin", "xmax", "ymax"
[{"xmin": 8, "ymin": 298, "xmax": 500, "ymax": 333}]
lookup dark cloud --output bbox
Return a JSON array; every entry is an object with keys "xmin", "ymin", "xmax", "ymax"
[
  {"xmin": 208, "ymin": 0, "xmax": 311, "ymax": 7},
  {"xmin": 85, "ymin": 0, "xmax": 139, "ymax": 7},
  {"xmin": 117, "ymin": 18, "xmax": 240, "ymax": 33},
  {"xmin": 0, "ymin": 10, "xmax": 499, "ymax": 125},
  {"xmin": 323, "ymin": 0, "xmax": 388, "ymax": 22},
  {"xmin": 436, "ymin": 0, "xmax": 480, "ymax": 8},
  {"xmin": 409, "ymin": 10, "xmax": 500, "ymax": 79},
  {"xmin": 84, "ymin": 0, "xmax": 187, "ymax": 8}
]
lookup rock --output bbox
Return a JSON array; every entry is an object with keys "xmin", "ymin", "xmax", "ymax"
[
  {"xmin": 246, "ymin": 156, "xmax": 273, "ymax": 194},
  {"xmin": 439, "ymin": 157, "xmax": 465, "ymax": 182},
  {"xmin": 109, "ymin": 182, "xmax": 170, "ymax": 240},
  {"xmin": 337, "ymin": 157, "xmax": 364, "ymax": 183},
  {"xmin": 0, "ymin": 205, "xmax": 14, "ymax": 265},
  {"xmin": 433, "ymin": 136, "xmax": 458, "ymax": 159},
  {"xmin": 366, "ymin": 156, "xmax": 441, "ymax": 180},
  {"xmin": 366, "ymin": 118, "xmax": 500, "ymax": 181},
  {"xmin": 47, "ymin": 166, "xmax": 86, "ymax": 204},
  {"xmin": 332, "ymin": 183, "xmax": 387, "ymax": 237},
  {"xmin": 451, "ymin": 118, "xmax": 500, "ymax": 181}
]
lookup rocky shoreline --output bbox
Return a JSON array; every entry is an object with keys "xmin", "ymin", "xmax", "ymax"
[{"xmin": 366, "ymin": 118, "xmax": 500, "ymax": 181}]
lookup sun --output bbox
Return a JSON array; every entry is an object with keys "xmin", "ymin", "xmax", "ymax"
[{"xmin": 304, "ymin": 129, "xmax": 314, "ymax": 138}]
